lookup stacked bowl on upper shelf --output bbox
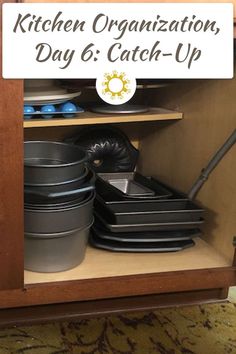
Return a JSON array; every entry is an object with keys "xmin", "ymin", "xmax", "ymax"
[
  {"xmin": 91, "ymin": 172, "xmax": 205, "ymax": 252},
  {"xmin": 24, "ymin": 141, "xmax": 95, "ymax": 273}
]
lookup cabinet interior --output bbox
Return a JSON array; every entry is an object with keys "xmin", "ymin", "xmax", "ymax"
[{"xmin": 23, "ymin": 76, "xmax": 236, "ymax": 285}]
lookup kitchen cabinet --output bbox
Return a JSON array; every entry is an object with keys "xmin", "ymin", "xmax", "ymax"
[{"xmin": 0, "ymin": 0, "xmax": 236, "ymax": 326}]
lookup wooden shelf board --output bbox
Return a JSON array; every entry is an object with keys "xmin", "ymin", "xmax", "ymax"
[
  {"xmin": 24, "ymin": 237, "xmax": 231, "ymax": 285},
  {"xmin": 23, "ymin": 108, "xmax": 183, "ymax": 128}
]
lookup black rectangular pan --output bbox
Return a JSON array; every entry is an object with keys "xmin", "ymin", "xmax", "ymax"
[
  {"xmin": 95, "ymin": 176, "xmax": 187, "ymax": 205},
  {"xmin": 90, "ymin": 232, "xmax": 195, "ymax": 252},
  {"xmin": 95, "ymin": 198, "xmax": 204, "ymax": 224},
  {"xmin": 92, "ymin": 219, "xmax": 201, "ymax": 242},
  {"xmin": 99, "ymin": 172, "xmax": 155, "ymax": 197},
  {"xmin": 95, "ymin": 213, "xmax": 205, "ymax": 233},
  {"xmin": 97, "ymin": 173, "xmax": 173, "ymax": 200}
]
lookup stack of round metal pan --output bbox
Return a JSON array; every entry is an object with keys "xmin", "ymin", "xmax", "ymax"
[
  {"xmin": 24, "ymin": 141, "xmax": 95, "ymax": 272},
  {"xmin": 90, "ymin": 173, "xmax": 204, "ymax": 252}
]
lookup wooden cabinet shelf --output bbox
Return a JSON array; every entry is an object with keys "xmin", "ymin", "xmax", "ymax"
[
  {"xmin": 24, "ymin": 238, "xmax": 230, "ymax": 285},
  {"xmin": 23, "ymin": 108, "xmax": 183, "ymax": 128}
]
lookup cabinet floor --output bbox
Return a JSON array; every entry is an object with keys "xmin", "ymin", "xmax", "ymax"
[{"xmin": 24, "ymin": 237, "xmax": 231, "ymax": 285}]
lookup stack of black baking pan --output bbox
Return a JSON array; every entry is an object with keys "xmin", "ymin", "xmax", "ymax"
[{"xmin": 90, "ymin": 172, "xmax": 204, "ymax": 252}]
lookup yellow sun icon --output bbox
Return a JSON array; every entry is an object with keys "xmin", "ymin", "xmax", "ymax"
[{"xmin": 102, "ymin": 71, "xmax": 130, "ymax": 100}]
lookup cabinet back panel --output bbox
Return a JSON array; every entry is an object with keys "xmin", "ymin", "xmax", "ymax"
[{"xmin": 138, "ymin": 76, "xmax": 236, "ymax": 262}]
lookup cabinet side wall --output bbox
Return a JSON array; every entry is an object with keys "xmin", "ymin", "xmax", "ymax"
[{"xmin": 138, "ymin": 77, "xmax": 236, "ymax": 262}]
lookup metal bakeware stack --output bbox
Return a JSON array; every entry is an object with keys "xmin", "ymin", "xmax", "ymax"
[
  {"xmin": 90, "ymin": 172, "xmax": 205, "ymax": 252},
  {"xmin": 24, "ymin": 141, "xmax": 95, "ymax": 272}
]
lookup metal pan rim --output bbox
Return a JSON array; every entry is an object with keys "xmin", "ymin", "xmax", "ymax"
[
  {"xmin": 24, "ymin": 141, "xmax": 87, "ymax": 168},
  {"xmin": 24, "ymin": 167, "xmax": 89, "ymax": 187},
  {"xmin": 113, "ymin": 209, "xmax": 204, "ymax": 216},
  {"xmin": 24, "ymin": 191, "xmax": 95, "ymax": 213},
  {"xmin": 25, "ymin": 219, "xmax": 94, "ymax": 239},
  {"xmin": 95, "ymin": 212, "xmax": 205, "ymax": 228}
]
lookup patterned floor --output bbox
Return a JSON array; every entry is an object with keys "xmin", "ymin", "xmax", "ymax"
[
  {"xmin": 0, "ymin": 295, "xmax": 236, "ymax": 354},
  {"xmin": 228, "ymin": 286, "xmax": 236, "ymax": 303}
]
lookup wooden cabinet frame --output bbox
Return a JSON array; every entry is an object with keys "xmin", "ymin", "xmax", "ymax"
[
  {"xmin": 0, "ymin": 0, "xmax": 24, "ymax": 290},
  {"xmin": 0, "ymin": 0, "xmax": 236, "ymax": 324}
]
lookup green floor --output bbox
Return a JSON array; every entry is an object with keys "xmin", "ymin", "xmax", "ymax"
[{"xmin": 0, "ymin": 289, "xmax": 235, "ymax": 354}]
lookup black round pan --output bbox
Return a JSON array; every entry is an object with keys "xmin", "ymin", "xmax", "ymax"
[
  {"xmin": 24, "ymin": 141, "xmax": 88, "ymax": 185},
  {"xmin": 24, "ymin": 168, "xmax": 95, "ymax": 204},
  {"xmin": 25, "ymin": 191, "xmax": 95, "ymax": 234}
]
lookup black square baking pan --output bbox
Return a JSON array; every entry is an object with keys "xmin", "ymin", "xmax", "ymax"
[
  {"xmin": 89, "ymin": 232, "xmax": 195, "ymax": 252},
  {"xmin": 94, "ymin": 198, "xmax": 204, "ymax": 224},
  {"xmin": 95, "ymin": 175, "xmax": 187, "ymax": 205},
  {"xmin": 97, "ymin": 172, "xmax": 173, "ymax": 200},
  {"xmin": 92, "ymin": 219, "xmax": 201, "ymax": 243},
  {"xmin": 95, "ymin": 213, "xmax": 205, "ymax": 233}
]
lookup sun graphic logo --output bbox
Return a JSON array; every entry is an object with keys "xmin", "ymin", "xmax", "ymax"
[
  {"xmin": 96, "ymin": 70, "xmax": 136, "ymax": 105},
  {"xmin": 102, "ymin": 71, "xmax": 130, "ymax": 100}
]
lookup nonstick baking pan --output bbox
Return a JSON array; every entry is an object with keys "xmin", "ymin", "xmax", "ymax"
[
  {"xmin": 65, "ymin": 125, "xmax": 139, "ymax": 173},
  {"xmin": 105, "ymin": 177, "xmax": 155, "ymax": 197},
  {"xmin": 97, "ymin": 172, "xmax": 172, "ymax": 200},
  {"xmin": 91, "ymin": 104, "xmax": 149, "ymax": 114},
  {"xmin": 94, "ymin": 198, "xmax": 204, "ymax": 224},
  {"xmin": 90, "ymin": 232, "xmax": 195, "ymax": 252},
  {"xmin": 25, "ymin": 221, "xmax": 93, "ymax": 273},
  {"xmin": 25, "ymin": 191, "xmax": 95, "ymax": 234},
  {"xmin": 24, "ymin": 141, "xmax": 88, "ymax": 185},
  {"xmin": 92, "ymin": 220, "xmax": 201, "ymax": 243},
  {"xmin": 24, "ymin": 168, "xmax": 95, "ymax": 204},
  {"xmin": 95, "ymin": 176, "xmax": 186, "ymax": 205},
  {"xmin": 95, "ymin": 213, "xmax": 204, "ymax": 233}
]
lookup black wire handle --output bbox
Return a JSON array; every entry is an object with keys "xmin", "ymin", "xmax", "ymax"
[{"xmin": 188, "ymin": 129, "xmax": 236, "ymax": 200}]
